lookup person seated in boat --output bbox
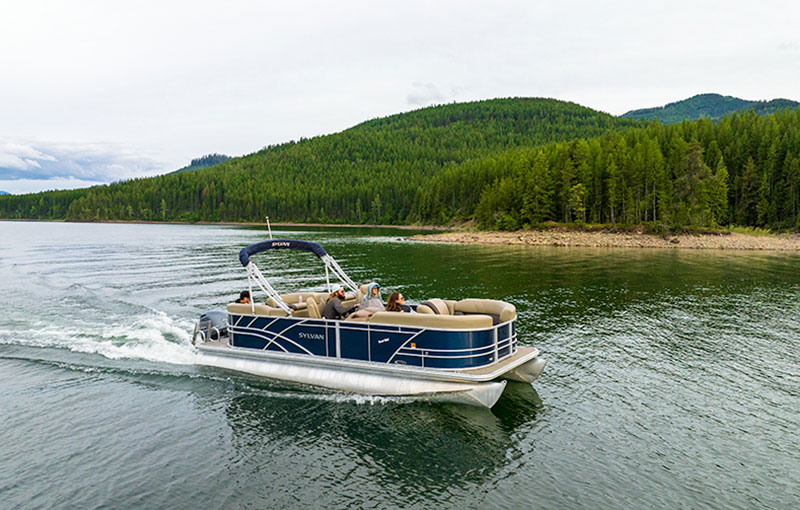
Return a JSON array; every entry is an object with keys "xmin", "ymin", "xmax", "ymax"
[
  {"xmin": 235, "ymin": 290, "xmax": 251, "ymax": 304},
  {"xmin": 323, "ymin": 286, "xmax": 359, "ymax": 320},
  {"xmin": 360, "ymin": 282, "xmax": 384, "ymax": 310},
  {"xmin": 385, "ymin": 292, "xmax": 411, "ymax": 312}
]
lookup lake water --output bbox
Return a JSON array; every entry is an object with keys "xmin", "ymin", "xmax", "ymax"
[{"xmin": 1, "ymin": 221, "xmax": 798, "ymax": 509}]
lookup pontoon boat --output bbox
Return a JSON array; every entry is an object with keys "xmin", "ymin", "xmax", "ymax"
[{"xmin": 193, "ymin": 239, "xmax": 546, "ymax": 408}]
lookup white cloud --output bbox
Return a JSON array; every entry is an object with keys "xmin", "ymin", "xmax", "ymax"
[
  {"xmin": 0, "ymin": 142, "xmax": 57, "ymax": 171},
  {"xmin": 0, "ymin": 138, "xmax": 166, "ymax": 183},
  {"xmin": 1, "ymin": 1, "xmax": 799, "ymax": 193},
  {"xmin": 407, "ymin": 82, "xmax": 447, "ymax": 106},
  {"xmin": 1, "ymin": 142, "xmax": 57, "ymax": 161}
]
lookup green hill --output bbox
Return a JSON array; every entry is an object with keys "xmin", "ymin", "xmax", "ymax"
[
  {"xmin": 0, "ymin": 98, "xmax": 638, "ymax": 224},
  {"xmin": 621, "ymin": 93, "xmax": 799, "ymax": 123}
]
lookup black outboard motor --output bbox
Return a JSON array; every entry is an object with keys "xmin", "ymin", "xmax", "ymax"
[{"xmin": 193, "ymin": 310, "xmax": 228, "ymax": 344}]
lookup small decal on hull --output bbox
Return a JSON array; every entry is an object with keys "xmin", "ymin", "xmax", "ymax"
[{"xmin": 299, "ymin": 332, "xmax": 325, "ymax": 340}]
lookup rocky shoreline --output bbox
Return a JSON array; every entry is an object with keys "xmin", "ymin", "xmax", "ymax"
[{"xmin": 409, "ymin": 230, "xmax": 800, "ymax": 251}]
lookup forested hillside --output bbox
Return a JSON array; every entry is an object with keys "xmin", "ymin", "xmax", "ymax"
[
  {"xmin": 0, "ymin": 98, "xmax": 636, "ymax": 223},
  {"xmin": 416, "ymin": 109, "xmax": 800, "ymax": 230},
  {"xmin": 622, "ymin": 93, "xmax": 799, "ymax": 123},
  {"xmin": 2, "ymin": 98, "xmax": 800, "ymax": 231}
]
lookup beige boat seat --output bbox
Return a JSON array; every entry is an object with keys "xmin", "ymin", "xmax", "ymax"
[
  {"xmin": 227, "ymin": 303, "xmax": 289, "ymax": 316},
  {"xmin": 267, "ymin": 293, "xmax": 327, "ymax": 308},
  {"xmin": 369, "ymin": 311, "xmax": 493, "ymax": 329},
  {"xmin": 340, "ymin": 291, "xmax": 358, "ymax": 308},
  {"xmin": 306, "ymin": 297, "xmax": 322, "ymax": 319},
  {"xmin": 356, "ymin": 284, "xmax": 373, "ymax": 305},
  {"xmin": 314, "ymin": 291, "xmax": 357, "ymax": 307},
  {"xmin": 454, "ymin": 299, "xmax": 516, "ymax": 324},
  {"xmin": 416, "ymin": 298, "xmax": 455, "ymax": 315}
]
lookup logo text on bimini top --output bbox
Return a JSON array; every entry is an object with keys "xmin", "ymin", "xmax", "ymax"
[
  {"xmin": 299, "ymin": 332, "xmax": 324, "ymax": 340},
  {"xmin": 272, "ymin": 242, "xmax": 291, "ymax": 247}
]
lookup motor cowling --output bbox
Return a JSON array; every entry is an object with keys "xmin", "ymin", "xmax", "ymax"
[{"xmin": 193, "ymin": 310, "xmax": 228, "ymax": 344}]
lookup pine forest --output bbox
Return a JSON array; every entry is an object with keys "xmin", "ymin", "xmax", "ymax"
[{"xmin": 2, "ymin": 98, "xmax": 800, "ymax": 231}]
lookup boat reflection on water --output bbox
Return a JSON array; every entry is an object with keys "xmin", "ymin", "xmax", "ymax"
[
  {"xmin": 487, "ymin": 380, "xmax": 544, "ymax": 429},
  {"xmin": 214, "ymin": 380, "xmax": 543, "ymax": 504}
]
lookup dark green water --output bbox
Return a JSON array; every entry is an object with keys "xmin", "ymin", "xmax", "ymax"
[{"xmin": 1, "ymin": 221, "xmax": 798, "ymax": 509}]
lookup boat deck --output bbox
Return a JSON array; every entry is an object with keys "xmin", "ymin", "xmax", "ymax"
[
  {"xmin": 458, "ymin": 346, "xmax": 537, "ymax": 375},
  {"xmin": 197, "ymin": 339, "xmax": 537, "ymax": 376},
  {"xmin": 200, "ymin": 338, "xmax": 228, "ymax": 348}
]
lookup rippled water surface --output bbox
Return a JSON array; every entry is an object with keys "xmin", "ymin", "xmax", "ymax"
[{"xmin": 1, "ymin": 221, "xmax": 798, "ymax": 509}]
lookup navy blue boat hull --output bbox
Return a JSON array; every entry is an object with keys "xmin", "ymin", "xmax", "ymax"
[{"xmin": 228, "ymin": 314, "xmax": 517, "ymax": 370}]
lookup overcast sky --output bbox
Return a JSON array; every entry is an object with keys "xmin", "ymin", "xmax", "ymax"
[{"xmin": 1, "ymin": 0, "xmax": 799, "ymax": 194}]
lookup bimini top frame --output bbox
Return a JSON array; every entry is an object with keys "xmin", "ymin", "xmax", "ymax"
[{"xmin": 238, "ymin": 239, "xmax": 359, "ymax": 314}]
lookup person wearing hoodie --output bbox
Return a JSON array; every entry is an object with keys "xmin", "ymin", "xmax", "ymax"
[{"xmin": 360, "ymin": 282, "xmax": 384, "ymax": 310}]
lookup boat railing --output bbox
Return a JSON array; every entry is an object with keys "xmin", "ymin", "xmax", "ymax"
[
  {"xmin": 346, "ymin": 317, "xmax": 519, "ymax": 368},
  {"xmin": 228, "ymin": 313, "xmax": 518, "ymax": 369},
  {"xmin": 192, "ymin": 322, "xmax": 224, "ymax": 346},
  {"xmin": 226, "ymin": 294, "xmax": 519, "ymax": 370},
  {"xmin": 390, "ymin": 330, "xmax": 518, "ymax": 368}
]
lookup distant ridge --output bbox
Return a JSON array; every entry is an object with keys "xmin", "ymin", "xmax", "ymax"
[
  {"xmin": 170, "ymin": 153, "xmax": 232, "ymax": 174},
  {"xmin": 0, "ymin": 191, "xmax": 10, "ymax": 195},
  {"xmin": 0, "ymin": 97, "xmax": 636, "ymax": 223},
  {"xmin": 621, "ymin": 93, "xmax": 799, "ymax": 123}
]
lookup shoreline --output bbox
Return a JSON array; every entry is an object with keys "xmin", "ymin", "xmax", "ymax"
[
  {"xmin": 409, "ymin": 230, "xmax": 800, "ymax": 251},
  {"xmin": 0, "ymin": 218, "xmax": 450, "ymax": 231},
  {"xmin": 3, "ymin": 218, "xmax": 799, "ymax": 250}
]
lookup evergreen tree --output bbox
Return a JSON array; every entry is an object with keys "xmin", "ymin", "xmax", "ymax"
[
  {"xmin": 739, "ymin": 157, "xmax": 760, "ymax": 225},
  {"xmin": 710, "ymin": 162, "xmax": 729, "ymax": 225},
  {"xmin": 521, "ymin": 151, "xmax": 552, "ymax": 224}
]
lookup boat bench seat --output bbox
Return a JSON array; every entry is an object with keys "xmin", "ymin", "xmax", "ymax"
[
  {"xmin": 416, "ymin": 298, "xmax": 515, "ymax": 324},
  {"xmin": 453, "ymin": 299, "xmax": 516, "ymax": 324},
  {"xmin": 268, "ymin": 293, "xmax": 329, "ymax": 308},
  {"xmin": 345, "ymin": 315, "xmax": 370, "ymax": 322},
  {"xmin": 369, "ymin": 311, "xmax": 493, "ymax": 329},
  {"xmin": 340, "ymin": 294, "xmax": 359, "ymax": 307},
  {"xmin": 416, "ymin": 298, "xmax": 456, "ymax": 315},
  {"xmin": 227, "ymin": 303, "xmax": 289, "ymax": 316},
  {"xmin": 292, "ymin": 290, "xmax": 359, "ymax": 319},
  {"xmin": 306, "ymin": 297, "xmax": 322, "ymax": 319},
  {"xmin": 356, "ymin": 284, "xmax": 372, "ymax": 304}
]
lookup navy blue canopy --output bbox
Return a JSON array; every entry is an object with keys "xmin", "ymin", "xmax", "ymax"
[{"xmin": 239, "ymin": 239, "xmax": 328, "ymax": 266}]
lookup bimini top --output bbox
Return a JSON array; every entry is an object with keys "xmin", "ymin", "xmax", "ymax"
[{"xmin": 239, "ymin": 239, "xmax": 328, "ymax": 266}]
